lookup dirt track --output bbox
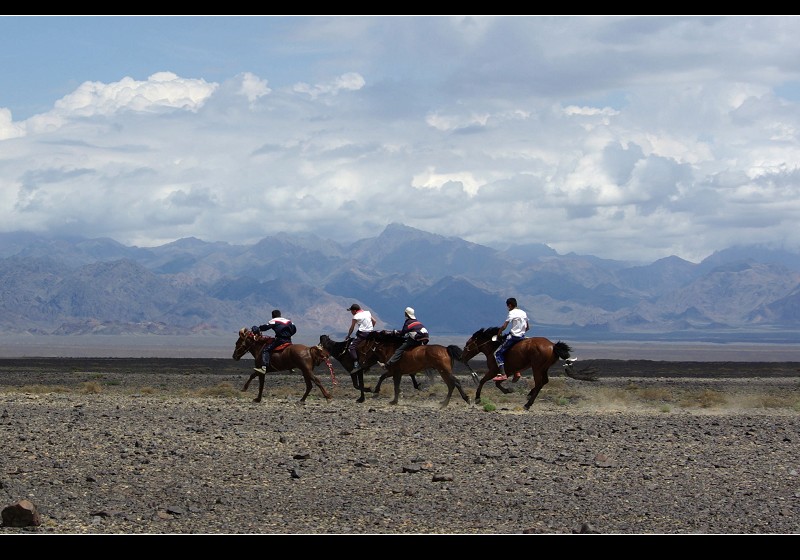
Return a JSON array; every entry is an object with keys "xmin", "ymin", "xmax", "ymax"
[{"xmin": 1, "ymin": 358, "xmax": 799, "ymax": 535}]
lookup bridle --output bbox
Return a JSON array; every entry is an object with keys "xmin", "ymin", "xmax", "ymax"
[{"xmin": 463, "ymin": 334, "xmax": 496, "ymax": 359}]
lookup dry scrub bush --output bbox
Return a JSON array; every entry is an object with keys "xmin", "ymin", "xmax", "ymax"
[
  {"xmin": 9, "ymin": 384, "xmax": 70, "ymax": 395},
  {"xmin": 678, "ymin": 388, "xmax": 728, "ymax": 408},
  {"xmin": 80, "ymin": 381, "xmax": 102, "ymax": 394}
]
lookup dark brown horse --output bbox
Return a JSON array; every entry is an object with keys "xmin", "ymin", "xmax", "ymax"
[
  {"xmin": 358, "ymin": 330, "xmax": 470, "ymax": 408},
  {"xmin": 233, "ymin": 327, "xmax": 332, "ymax": 403},
  {"xmin": 461, "ymin": 327, "xmax": 597, "ymax": 410},
  {"xmin": 318, "ymin": 334, "xmax": 426, "ymax": 402}
]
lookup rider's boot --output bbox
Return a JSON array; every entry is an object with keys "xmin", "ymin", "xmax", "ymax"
[
  {"xmin": 492, "ymin": 364, "xmax": 508, "ymax": 382},
  {"xmin": 254, "ymin": 357, "xmax": 269, "ymax": 374}
]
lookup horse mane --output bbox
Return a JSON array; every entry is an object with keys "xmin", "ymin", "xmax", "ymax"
[
  {"xmin": 370, "ymin": 330, "xmax": 403, "ymax": 343},
  {"xmin": 471, "ymin": 326, "xmax": 501, "ymax": 339},
  {"xmin": 319, "ymin": 334, "xmax": 349, "ymax": 357}
]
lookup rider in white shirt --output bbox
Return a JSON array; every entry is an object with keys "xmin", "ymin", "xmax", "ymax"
[
  {"xmin": 346, "ymin": 303, "xmax": 376, "ymax": 371},
  {"xmin": 493, "ymin": 297, "xmax": 530, "ymax": 382}
]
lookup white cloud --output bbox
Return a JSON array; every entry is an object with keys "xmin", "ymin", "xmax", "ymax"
[
  {"xmin": 239, "ymin": 72, "xmax": 271, "ymax": 104},
  {"xmin": 2, "ymin": 16, "xmax": 800, "ymax": 263},
  {"xmin": 292, "ymin": 72, "xmax": 365, "ymax": 99}
]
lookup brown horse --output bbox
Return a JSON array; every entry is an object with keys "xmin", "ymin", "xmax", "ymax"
[
  {"xmin": 358, "ymin": 330, "xmax": 470, "ymax": 408},
  {"xmin": 318, "ymin": 334, "xmax": 425, "ymax": 403},
  {"xmin": 233, "ymin": 327, "xmax": 332, "ymax": 403},
  {"xmin": 461, "ymin": 327, "xmax": 597, "ymax": 410}
]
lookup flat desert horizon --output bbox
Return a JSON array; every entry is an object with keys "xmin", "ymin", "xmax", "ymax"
[{"xmin": 0, "ymin": 334, "xmax": 798, "ymax": 362}]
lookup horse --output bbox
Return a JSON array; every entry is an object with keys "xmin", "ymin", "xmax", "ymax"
[
  {"xmin": 232, "ymin": 327, "xmax": 333, "ymax": 404},
  {"xmin": 318, "ymin": 334, "xmax": 426, "ymax": 403},
  {"xmin": 357, "ymin": 330, "xmax": 471, "ymax": 408},
  {"xmin": 460, "ymin": 327, "xmax": 598, "ymax": 410}
]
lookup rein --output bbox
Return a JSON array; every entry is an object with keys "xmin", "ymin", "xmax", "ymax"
[
  {"xmin": 326, "ymin": 358, "xmax": 337, "ymax": 385},
  {"xmin": 465, "ymin": 336, "xmax": 496, "ymax": 357},
  {"xmin": 316, "ymin": 344, "xmax": 337, "ymax": 386}
]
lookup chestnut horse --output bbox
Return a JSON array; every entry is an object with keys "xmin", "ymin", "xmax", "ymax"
[
  {"xmin": 232, "ymin": 327, "xmax": 332, "ymax": 404},
  {"xmin": 461, "ymin": 327, "xmax": 597, "ymax": 410},
  {"xmin": 318, "ymin": 334, "xmax": 425, "ymax": 402},
  {"xmin": 357, "ymin": 330, "xmax": 470, "ymax": 408}
]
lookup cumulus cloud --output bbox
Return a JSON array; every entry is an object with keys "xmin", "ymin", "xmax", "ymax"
[{"xmin": 1, "ymin": 16, "xmax": 800, "ymax": 263}]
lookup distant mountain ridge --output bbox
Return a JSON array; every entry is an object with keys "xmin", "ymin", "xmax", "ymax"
[{"xmin": 1, "ymin": 223, "xmax": 799, "ymax": 344}]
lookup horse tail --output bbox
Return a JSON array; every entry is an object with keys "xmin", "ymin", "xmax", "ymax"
[
  {"xmin": 446, "ymin": 344, "xmax": 463, "ymax": 361},
  {"xmin": 553, "ymin": 341, "xmax": 572, "ymax": 361},
  {"xmin": 555, "ymin": 341, "xmax": 600, "ymax": 382}
]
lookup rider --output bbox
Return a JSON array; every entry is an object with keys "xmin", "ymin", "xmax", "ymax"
[
  {"xmin": 252, "ymin": 309, "xmax": 296, "ymax": 374},
  {"xmin": 386, "ymin": 307, "xmax": 429, "ymax": 368},
  {"xmin": 492, "ymin": 297, "xmax": 530, "ymax": 382},
  {"xmin": 346, "ymin": 303, "xmax": 376, "ymax": 372}
]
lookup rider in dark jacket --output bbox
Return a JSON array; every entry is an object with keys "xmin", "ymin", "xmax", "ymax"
[
  {"xmin": 386, "ymin": 307, "xmax": 429, "ymax": 367},
  {"xmin": 252, "ymin": 309, "xmax": 295, "ymax": 373}
]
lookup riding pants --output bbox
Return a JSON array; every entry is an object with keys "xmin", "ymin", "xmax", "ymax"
[
  {"xmin": 348, "ymin": 332, "xmax": 371, "ymax": 362},
  {"xmin": 261, "ymin": 338, "xmax": 290, "ymax": 368},
  {"xmin": 494, "ymin": 335, "xmax": 524, "ymax": 368},
  {"xmin": 387, "ymin": 338, "xmax": 423, "ymax": 366}
]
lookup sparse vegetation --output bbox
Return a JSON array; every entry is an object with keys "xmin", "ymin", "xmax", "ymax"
[
  {"xmin": 0, "ymin": 361, "xmax": 798, "ymax": 413},
  {"xmin": 80, "ymin": 381, "xmax": 102, "ymax": 394}
]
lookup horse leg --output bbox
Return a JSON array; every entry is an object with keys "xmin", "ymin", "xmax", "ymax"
[
  {"xmin": 350, "ymin": 370, "xmax": 373, "ymax": 392},
  {"xmin": 474, "ymin": 373, "xmax": 492, "ymax": 404},
  {"xmin": 255, "ymin": 373, "xmax": 265, "ymax": 403},
  {"xmin": 410, "ymin": 373, "xmax": 421, "ymax": 390},
  {"xmin": 356, "ymin": 370, "xmax": 366, "ymax": 403},
  {"xmin": 389, "ymin": 372, "xmax": 402, "ymax": 405},
  {"xmin": 524, "ymin": 371, "xmax": 549, "ymax": 410},
  {"xmin": 308, "ymin": 370, "xmax": 332, "ymax": 402},
  {"xmin": 440, "ymin": 371, "xmax": 454, "ymax": 408},
  {"xmin": 496, "ymin": 378, "xmax": 514, "ymax": 394},
  {"xmin": 453, "ymin": 374, "xmax": 470, "ymax": 405},
  {"xmin": 242, "ymin": 371, "xmax": 258, "ymax": 393},
  {"xmin": 299, "ymin": 374, "xmax": 313, "ymax": 403},
  {"xmin": 373, "ymin": 371, "xmax": 387, "ymax": 394}
]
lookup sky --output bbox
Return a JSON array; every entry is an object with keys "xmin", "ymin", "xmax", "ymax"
[{"xmin": 1, "ymin": 15, "xmax": 800, "ymax": 264}]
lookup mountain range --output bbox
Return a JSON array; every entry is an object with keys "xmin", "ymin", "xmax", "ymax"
[{"xmin": 1, "ymin": 223, "xmax": 799, "ymax": 344}]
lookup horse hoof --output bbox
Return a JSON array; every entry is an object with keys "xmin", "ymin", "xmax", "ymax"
[
  {"xmin": 389, "ymin": 400, "xmax": 398, "ymax": 405},
  {"xmin": 356, "ymin": 397, "xmax": 365, "ymax": 403},
  {"xmin": 253, "ymin": 398, "xmax": 261, "ymax": 403}
]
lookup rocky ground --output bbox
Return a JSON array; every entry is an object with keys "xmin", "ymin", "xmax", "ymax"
[{"xmin": 0, "ymin": 357, "xmax": 799, "ymax": 535}]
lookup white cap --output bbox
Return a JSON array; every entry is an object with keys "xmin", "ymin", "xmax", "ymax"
[{"xmin": 404, "ymin": 307, "xmax": 416, "ymax": 319}]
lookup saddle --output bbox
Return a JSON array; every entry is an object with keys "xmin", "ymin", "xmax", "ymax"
[{"xmin": 254, "ymin": 333, "xmax": 291, "ymax": 353}]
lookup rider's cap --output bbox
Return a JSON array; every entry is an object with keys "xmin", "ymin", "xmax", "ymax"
[
  {"xmin": 348, "ymin": 303, "xmax": 361, "ymax": 311},
  {"xmin": 404, "ymin": 307, "xmax": 415, "ymax": 319}
]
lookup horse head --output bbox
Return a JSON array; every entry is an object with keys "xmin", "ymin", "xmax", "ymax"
[
  {"xmin": 461, "ymin": 326, "xmax": 502, "ymax": 361},
  {"xmin": 310, "ymin": 345, "xmax": 331, "ymax": 367},
  {"xmin": 233, "ymin": 327, "xmax": 257, "ymax": 360},
  {"xmin": 319, "ymin": 334, "xmax": 347, "ymax": 357}
]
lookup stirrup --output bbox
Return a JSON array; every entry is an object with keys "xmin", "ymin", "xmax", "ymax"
[{"xmin": 492, "ymin": 373, "xmax": 508, "ymax": 382}]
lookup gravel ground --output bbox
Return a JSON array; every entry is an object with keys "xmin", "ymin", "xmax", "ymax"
[{"xmin": 1, "ymin": 358, "xmax": 799, "ymax": 535}]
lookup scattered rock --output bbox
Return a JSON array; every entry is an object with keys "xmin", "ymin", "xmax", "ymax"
[{"xmin": 2, "ymin": 499, "xmax": 41, "ymax": 527}]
